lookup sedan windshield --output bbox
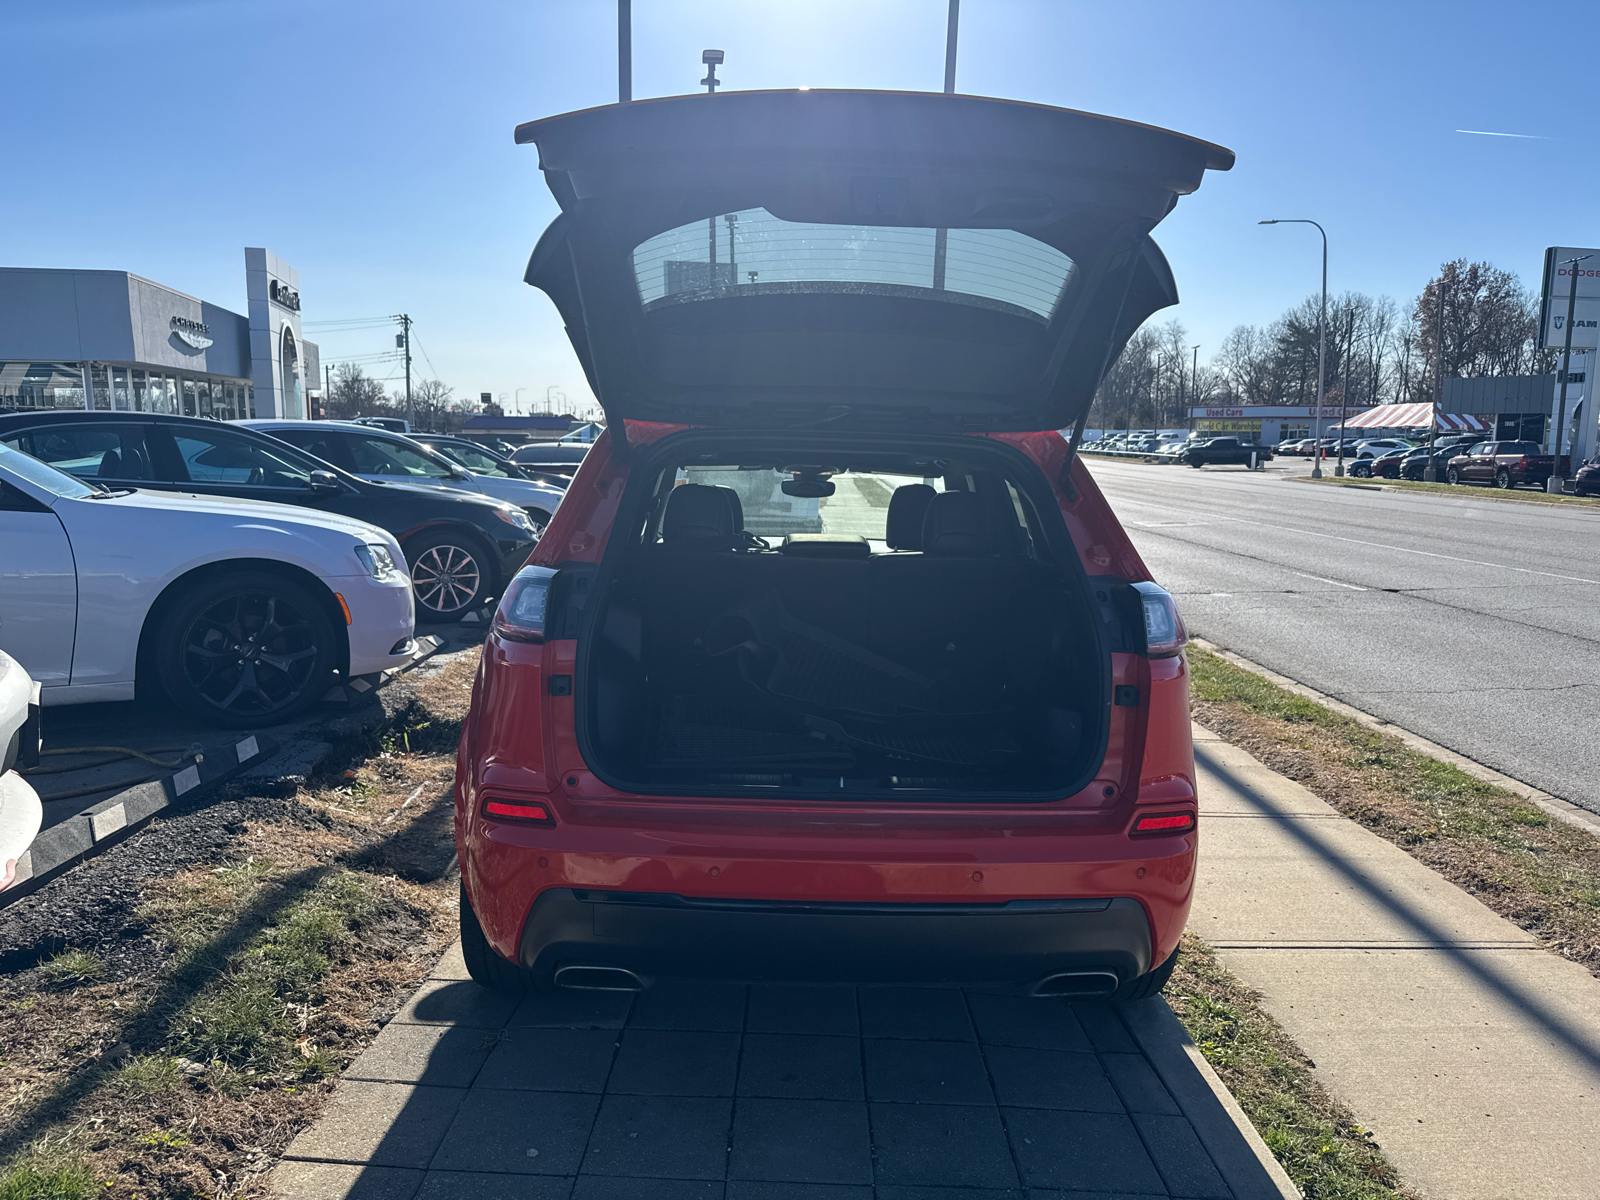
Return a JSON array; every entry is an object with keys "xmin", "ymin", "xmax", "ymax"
[
  {"xmin": 0, "ymin": 442, "xmax": 100, "ymax": 499},
  {"xmin": 633, "ymin": 208, "xmax": 1077, "ymax": 323}
]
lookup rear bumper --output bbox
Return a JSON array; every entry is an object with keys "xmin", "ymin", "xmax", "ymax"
[{"xmin": 515, "ymin": 888, "xmax": 1152, "ymax": 990}]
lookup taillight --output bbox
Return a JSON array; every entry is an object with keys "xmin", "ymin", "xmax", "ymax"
[
  {"xmin": 1517, "ymin": 457, "xmax": 1529, "ymax": 468},
  {"xmin": 482, "ymin": 797, "xmax": 556, "ymax": 824},
  {"xmin": 1132, "ymin": 811, "xmax": 1196, "ymax": 836},
  {"xmin": 492, "ymin": 565, "xmax": 558, "ymax": 643},
  {"xmin": 1132, "ymin": 582, "xmax": 1187, "ymax": 657}
]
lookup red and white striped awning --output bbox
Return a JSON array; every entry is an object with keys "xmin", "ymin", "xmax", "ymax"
[{"xmin": 1331, "ymin": 403, "xmax": 1491, "ymax": 432}]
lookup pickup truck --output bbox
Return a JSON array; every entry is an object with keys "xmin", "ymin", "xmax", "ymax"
[
  {"xmin": 1184, "ymin": 437, "xmax": 1273, "ymax": 467},
  {"xmin": 1444, "ymin": 441, "xmax": 1570, "ymax": 489}
]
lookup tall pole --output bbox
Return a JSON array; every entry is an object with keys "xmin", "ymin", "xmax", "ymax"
[
  {"xmin": 322, "ymin": 363, "xmax": 330, "ymax": 420},
  {"xmin": 399, "ymin": 314, "xmax": 413, "ymax": 430},
  {"xmin": 932, "ymin": 1, "xmax": 958, "ymax": 291},
  {"xmin": 1190, "ymin": 345, "xmax": 1199, "ymax": 436},
  {"xmin": 1549, "ymin": 253, "xmax": 1590, "ymax": 494},
  {"xmin": 617, "ymin": 0, "xmax": 631, "ymax": 103},
  {"xmin": 1425, "ymin": 278, "xmax": 1444, "ymax": 480},
  {"xmin": 1259, "ymin": 219, "xmax": 1327, "ymax": 477}
]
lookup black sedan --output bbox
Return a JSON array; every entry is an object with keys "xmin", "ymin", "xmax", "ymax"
[
  {"xmin": 1397, "ymin": 438, "xmax": 1479, "ymax": 481},
  {"xmin": 0, "ymin": 411, "xmax": 537, "ymax": 622}
]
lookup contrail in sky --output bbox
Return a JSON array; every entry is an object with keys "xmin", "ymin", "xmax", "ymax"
[{"xmin": 1456, "ymin": 129, "xmax": 1548, "ymax": 139}]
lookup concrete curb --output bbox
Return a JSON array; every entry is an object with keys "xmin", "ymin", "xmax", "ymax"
[
  {"xmin": 1122, "ymin": 996, "xmax": 1304, "ymax": 1200},
  {"xmin": 1191, "ymin": 637, "xmax": 1600, "ymax": 840},
  {"xmin": 2, "ymin": 733, "xmax": 276, "ymax": 905}
]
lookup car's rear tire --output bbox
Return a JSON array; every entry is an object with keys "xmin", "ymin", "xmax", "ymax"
[
  {"xmin": 1446, "ymin": 467, "xmax": 1460, "ymax": 485},
  {"xmin": 404, "ymin": 529, "xmax": 497, "ymax": 622},
  {"xmin": 1115, "ymin": 944, "xmax": 1180, "ymax": 1002},
  {"xmin": 155, "ymin": 571, "xmax": 337, "ymax": 729},
  {"xmin": 1351, "ymin": 462, "xmax": 1372, "ymax": 478},
  {"xmin": 1495, "ymin": 467, "xmax": 1513, "ymax": 489},
  {"xmin": 460, "ymin": 881, "xmax": 536, "ymax": 992},
  {"xmin": 1188, "ymin": 459, "xmax": 1203, "ymax": 468}
]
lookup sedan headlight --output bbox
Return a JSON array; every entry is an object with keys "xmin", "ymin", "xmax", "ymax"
[
  {"xmin": 493, "ymin": 506, "xmax": 537, "ymax": 533},
  {"xmin": 354, "ymin": 543, "xmax": 400, "ymax": 581}
]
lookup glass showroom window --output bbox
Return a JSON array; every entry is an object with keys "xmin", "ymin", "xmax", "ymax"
[
  {"xmin": 90, "ymin": 363, "xmax": 111, "ymax": 410},
  {"xmin": 181, "ymin": 377, "xmax": 198, "ymax": 417},
  {"xmin": 0, "ymin": 363, "xmax": 85, "ymax": 410},
  {"xmin": 112, "ymin": 367, "xmax": 131, "ymax": 411},
  {"xmin": 197, "ymin": 378, "xmax": 213, "ymax": 416},
  {"xmin": 131, "ymin": 369, "xmax": 147, "ymax": 411}
]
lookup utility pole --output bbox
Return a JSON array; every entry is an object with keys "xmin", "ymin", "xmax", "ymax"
[
  {"xmin": 1425, "ymin": 279, "xmax": 1444, "ymax": 480},
  {"xmin": 1549, "ymin": 253, "xmax": 1591, "ymax": 494},
  {"xmin": 322, "ymin": 363, "xmax": 331, "ymax": 420},
  {"xmin": 933, "ymin": 0, "xmax": 958, "ymax": 291},
  {"xmin": 617, "ymin": 0, "xmax": 631, "ymax": 102},
  {"xmin": 396, "ymin": 314, "xmax": 413, "ymax": 429},
  {"xmin": 702, "ymin": 50, "xmax": 724, "ymax": 288},
  {"xmin": 1189, "ymin": 345, "xmax": 1199, "ymax": 435}
]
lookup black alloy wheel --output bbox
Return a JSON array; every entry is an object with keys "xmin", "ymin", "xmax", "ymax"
[
  {"xmin": 1446, "ymin": 467, "xmax": 1460, "ymax": 485},
  {"xmin": 156, "ymin": 572, "xmax": 336, "ymax": 728},
  {"xmin": 1351, "ymin": 462, "xmax": 1372, "ymax": 478},
  {"xmin": 1495, "ymin": 467, "xmax": 1513, "ymax": 489},
  {"xmin": 405, "ymin": 529, "xmax": 494, "ymax": 622},
  {"xmin": 524, "ymin": 507, "xmax": 553, "ymax": 536}
]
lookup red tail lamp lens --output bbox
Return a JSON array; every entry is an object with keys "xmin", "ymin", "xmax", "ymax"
[
  {"xmin": 482, "ymin": 799, "xmax": 555, "ymax": 824},
  {"xmin": 1133, "ymin": 812, "xmax": 1195, "ymax": 836}
]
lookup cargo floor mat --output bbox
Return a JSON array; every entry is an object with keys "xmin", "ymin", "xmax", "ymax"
[{"xmin": 648, "ymin": 694, "xmax": 855, "ymax": 768}]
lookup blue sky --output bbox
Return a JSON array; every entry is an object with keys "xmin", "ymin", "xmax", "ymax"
[{"xmin": 6, "ymin": 0, "xmax": 1595, "ymax": 413}]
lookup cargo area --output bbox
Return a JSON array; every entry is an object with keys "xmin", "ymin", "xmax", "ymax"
[{"xmin": 580, "ymin": 441, "xmax": 1110, "ymax": 798}]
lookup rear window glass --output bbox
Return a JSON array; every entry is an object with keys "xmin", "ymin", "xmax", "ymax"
[
  {"xmin": 632, "ymin": 208, "xmax": 1075, "ymax": 323},
  {"xmin": 678, "ymin": 468, "xmax": 949, "ymax": 542}
]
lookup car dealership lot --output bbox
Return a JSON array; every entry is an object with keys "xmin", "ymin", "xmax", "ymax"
[{"xmin": 1088, "ymin": 456, "xmax": 1600, "ymax": 813}]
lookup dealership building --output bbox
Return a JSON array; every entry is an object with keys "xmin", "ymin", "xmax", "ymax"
[{"xmin": 0, "ymin": 248, "xmax": 317, "ymax": 421}]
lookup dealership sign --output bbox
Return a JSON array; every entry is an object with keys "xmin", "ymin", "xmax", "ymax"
[
  {"xmin": 1539, "ymin": 246, "xmax": 1600, "ymax": 349},
  {"xmin": 169, "ymin": 315, "xmax": 212, "ymax": 350},
  {"xmin": 268, "ymin": 278, "xmax": 301, "ymax": 311},
  {"xmin": 1189, "ymin": 405, "xmax": 1352, "ymax": 419}
]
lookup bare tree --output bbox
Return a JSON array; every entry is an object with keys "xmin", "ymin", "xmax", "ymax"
[
  {"xmin": 1411, "ymin": 260, "xmax": 1539, "ymax": 396},
  {"xmin": 326, "ymin": 364, "xmax": 393, "ymax": 421}
]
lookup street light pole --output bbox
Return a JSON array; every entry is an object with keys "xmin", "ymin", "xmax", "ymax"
[
  {"xmin": 515, "ymin": 388, "xmax": 530, "ymax": 414},
  {"xmin": 1260, "ymin": 220, "xmax": 1327, "ymax": 478},
  {"xmin": 1549, "ymin": 253, "xmax": 1591, "ymax": 494}
]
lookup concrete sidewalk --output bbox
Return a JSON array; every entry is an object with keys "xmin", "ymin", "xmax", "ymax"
[
  {"xmin": 1191, "ymin": 727, "xmax": 1600, "ymax": 1200},
  {"xmin": 272, "ymin": 953, "xmax": 1295, "ymax": 1200}
]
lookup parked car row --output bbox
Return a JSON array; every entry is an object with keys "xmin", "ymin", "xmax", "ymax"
[{"xmin": 0, "ymin": 411, "xmax": 576, "ymax": 730}]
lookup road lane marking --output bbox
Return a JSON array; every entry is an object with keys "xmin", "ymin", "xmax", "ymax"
[{"xmin": 1289, "ymin": 571, "xmax": 1367, "ymax": 591}]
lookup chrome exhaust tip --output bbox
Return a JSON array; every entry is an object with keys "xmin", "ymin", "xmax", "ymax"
[
  {"xmin": 1029, "ymin": 971, "xmax": 1120, "ymax": 999},
  {"xmin": 553, "ymin": 965, "xmax": 646, "ymax": 992}
]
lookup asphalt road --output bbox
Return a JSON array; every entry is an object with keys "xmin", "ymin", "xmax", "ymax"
[{"xmin": 1086, "ymin": 456, "xmax": 1600, "ymax": 814}]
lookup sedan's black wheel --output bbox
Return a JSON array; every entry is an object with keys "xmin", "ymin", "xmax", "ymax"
[
  {"xmin": 156, "ymin": 572, "xmax": 336, "ymax": 728},
  {"xmin": 524, "ymin": 507, "xmax": 552, "ymax": 537},
  {"xmin": 1188, "ymin": 459, "xmax": 1203, "ymax": 468},
  {"xmin": 1495, "ymin": 467, "xmax": 1512, "ymax": 489},
  {"xmin": 405, "ymin": 530, "xmax": 494, "ymax": 621},
  {"xmin": 1351, "ymin": 462, "xmax": 1372, "ymax": 478},
  {"xmin": 1446, "ymin": 467, "xmax": 1460, "ymax": 485}
]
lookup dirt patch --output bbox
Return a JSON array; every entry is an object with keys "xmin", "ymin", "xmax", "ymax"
[
  {"xmin": 0, "ymin": 650, "xmax": 480, "ymax": 1199},
  {"xmin": 1189, "ymin": 647, "xmax": 1600, "ymax": 976},
  {"xmin": 1169, "ymin": 932, "xmax": 1417, "ymax": 1200}
]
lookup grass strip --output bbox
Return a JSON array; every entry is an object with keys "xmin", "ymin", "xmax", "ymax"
[
  {"xmin": 1293, "ymin": 474, "xmax": 1600, "ymax": 507},
  {"xmin": 1168, "ymin": 932, "xmax": 1415, "ymax": 1200},
  {"xmin": 1188, "ymin": 647, "xmax": 1600, "ymax": 974}
]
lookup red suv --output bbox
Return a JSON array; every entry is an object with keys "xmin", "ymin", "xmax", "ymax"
[{"xmin": 455, "ymin": 90, "xmax": 1232, "ymax": 1001}]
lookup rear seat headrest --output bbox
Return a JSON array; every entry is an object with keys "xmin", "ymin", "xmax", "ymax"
[
  {"xmin": 885, "ymin": 484, "xmax": 936, "ymax": 550},
  {"xmin": 663, "ymin": 484, "xmax": 737, "ymax": 548},
  {"xmin": 922, "ymin": 490, "xmax": 991, "ymax": 556}
]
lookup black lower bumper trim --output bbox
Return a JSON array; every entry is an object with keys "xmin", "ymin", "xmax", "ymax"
[{"xmin": 519, "ymin": 888, "xmax": 1152, "ymax": 988}]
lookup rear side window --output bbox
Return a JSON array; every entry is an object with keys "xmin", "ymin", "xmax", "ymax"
[
  {"xmin": 632, "ymin": 207, "xmax": 1077, "ymax": 323},
  {"xmin": 172, "ymin": 429, "xmax": 314, "ymax": 487},
  {"xmin": 346, "ymin": 434, "xmax": 454, "ymax": 479},
  {"xmin": 2, "ymin": 423, "xmax": 154, "ymax": 480},
  {"xmin": 270, "ymin": 427, "xmax": 357, "ymax": 471}
]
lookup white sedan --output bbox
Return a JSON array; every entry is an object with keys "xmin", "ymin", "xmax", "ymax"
[
  {"xmin": 0, "ymin": 443, "xmax": 416, "ymax": 728},
  {"xmin": 0, "ymin": 649, "xmax": 41, "ymax": 890}
]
